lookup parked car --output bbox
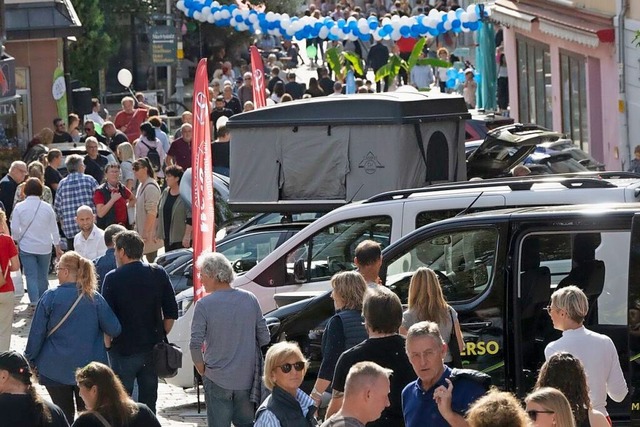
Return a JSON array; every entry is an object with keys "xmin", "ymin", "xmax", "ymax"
[
  {"xmin": 465, "ymin": 110, "xmax": 515, "ymax": 141},
  {"xmin": 167, "ymin": 173, "xmax": 640, "ymax": 389},
  {"xmin": 267, "ymin": 203, "xmax": 640, "ymax": 424},
  {"xmin": 535, "ymin": 139, "xmax": 605, "ymax": 171},
  {"xmin": 55, "ymin": 142, "xmax": 117, "ymax": 176},
  {"xmin": 466, "ymin": 123, "xmax": 564, "ymax": 179},
  {"xmin": 216, "ymin": 212, "xmax": 324, "ymax": 240},
  {"xmin": 157, "ymin": 222, "xmax": 311, "ymax": 295}
]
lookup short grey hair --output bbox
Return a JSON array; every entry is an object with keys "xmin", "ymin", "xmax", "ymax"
[
  {"xmin": 196, "ymin": 252, "xmax": 234, "ymax": 284},
  {"xmin": 66, "ymin": 154, "xmax": 84, "ymax": 173},
  {"xmin": 344, "ymin": 361, "xmax": 393, "ymax": 396},
  {"xmin": 84, "ymin": 136, "xmax": 98, "ymax": 148},
  {"xmin": 181, "ymin": 123, "xmax": 192, "ymax": 131},
  {"xmin": 406, "ymin": 321, "xmax": 445, "ymax": 345}
]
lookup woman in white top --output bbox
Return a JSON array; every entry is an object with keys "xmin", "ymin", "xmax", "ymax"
[
  {"xmin": 10, "ymin": 178, "xmax": 62, "ymax": 305},
  {"xmin": 399, "ymin": 267, "xmax": 464, "ymax": 365}
]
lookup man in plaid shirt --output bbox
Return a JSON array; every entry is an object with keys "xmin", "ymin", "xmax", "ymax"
[{"xmin": 54, "ymin": 154, "xmax": 98, "ymax": 250}]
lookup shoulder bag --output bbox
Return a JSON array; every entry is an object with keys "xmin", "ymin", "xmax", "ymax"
[
  {"xmin": 16, "ymin": 200, "xmax": 42, "ymax": 244},
  {"xmin": 88, "ymin": 411, "xmax": 112, "ymax": 427},
  {"xmin": 448, "ymin": 306, "xmax": 463, "ymax": 369},
  {"xmin": 149, "ymin": 264, "xmax": 182, "ymax": 378},
  {"xmin": 47, "ymin": 293, "xmax": 83, "ymax": 337}
]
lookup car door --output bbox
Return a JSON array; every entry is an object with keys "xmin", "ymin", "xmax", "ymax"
[
  {"xmin": 381, "ymin": 218, "xmax": 510, "ymax": 388},
  {"xmin": 627, "ymin": 214, "xmax": 640, "ymax": 424}
]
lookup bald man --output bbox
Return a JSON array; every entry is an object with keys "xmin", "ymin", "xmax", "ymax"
[{"xmin": 73, "ymin": 205, "xmax": 107, "ymax": 260}]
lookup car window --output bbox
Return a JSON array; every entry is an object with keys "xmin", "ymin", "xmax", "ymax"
[
  {"xmin": 386, "ymin": 228, "xmax": 499, "ymax": 303},
  {"xmin": 285, "ymin": 216, "xmax": 392, "ymax": 284},
  {"xmin": 219, "ymin": 231, "xmax": 286, "ymax": 273}
]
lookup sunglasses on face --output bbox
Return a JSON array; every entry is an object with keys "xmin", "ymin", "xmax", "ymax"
[
  {"xmin": 527, "ymin": 410, "xmax": 554, "ymax": 421},
  {"xmin": 278, "ymin": 361, "xmax": 305, "ymax": 373}
]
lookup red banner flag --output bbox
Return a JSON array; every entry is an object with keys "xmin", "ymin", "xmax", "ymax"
[
  {"xmin": 192, "ymin": 58, "xmax": 215, "ymax": 302},
  {"xmin": 250, "ymin": 46, "xmax": 267, "ymax": 109}
]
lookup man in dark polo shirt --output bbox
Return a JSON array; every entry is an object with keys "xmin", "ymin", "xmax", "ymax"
[
  {"xmin": 102, "ymin": 121, "xmax": 129, "ymax": 153},
  {"xmin": 102, "ymin": 230, "xmax": 178, "ymax": 413},
  {"xmin": 83, "ymin": 137, "xmax": 109, "ymax": 183},
  {"xmin": 166, "ymin": 123, "xmax": 192, "ymax": 170}
]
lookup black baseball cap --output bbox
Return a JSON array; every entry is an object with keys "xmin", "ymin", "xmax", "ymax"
[{"xmin": 0, "ymin": 351, "xmax": 31, "ymax": 377}]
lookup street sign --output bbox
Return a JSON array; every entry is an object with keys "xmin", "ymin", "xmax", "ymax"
[{"xmin": 150, "ymin": 26, "xmax": 177, "ymax": 66}]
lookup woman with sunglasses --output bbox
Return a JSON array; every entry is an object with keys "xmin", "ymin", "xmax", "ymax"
[
  {"xmin": 466, "ymin": 389, "xmax": 529, "ymax": 427},
  {"xmin": 525, "ymin": 387, "xmax": 576, "ymax": 427},
  {"xmin": 25, "ymin": 251, "xmax": 121, "ymax": 424},
  {"xmin": 132, "ymin": 158, "xmax": 162, "ymax": 262},
  {"xmin": 255, "ymin": 341, "xmax": 317, "ymax": 427},
  {"xmin": 535, "ymin": 353, "xmax": 609, "ymax": 427}
]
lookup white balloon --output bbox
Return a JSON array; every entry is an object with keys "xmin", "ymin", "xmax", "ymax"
[
  {"xmin": 266, "ymin": 11, "xmax": 275, "ymax": 22},
  {"xmin": 117, "ymin": 69, "xmax": 133, "ymax": 88},
  {"xmin": 248, "ymin": 13, "xmax": 258, "ymax": 23},
  {"xmin": 444, "ymin": 20, "xmax": 452, "ymax": 31},
  {"xmin": 391, "ymin": 28, "xmax": 401, "ymax": 40},
  {"xmin": 281, "ymin": 17, "xmax": 290, "ymax": 29},
  {"xmin": 207, "ymin": 14, "xmax": 215, "ymax": 23},
  {"xmin": 282, "ymin": 13, "xmax": 290, "ymax": 21},
  {"xmin": 382, "ymin": 17, "xmax": 391, "ymax": 26},
  {"xmin": 330, "ymin": 26, "xmax": 340, "ymax": 36},
  {"xmin": 201, "ymin": 6, "xmax": 211, "ymax": 17},
  {"xmin": 460, "ymin": 11, "xmax": 469, "ymax": 23},
  {"xmin": 447, "ymin": 10, "xmax": 456, "ymax": 21},
  {"xmin": 212, "ymin": 1, "xmax": 220, "ymax": 7},
  {"xmin": 426, "ymin": 17, "xmax": 437, "ymax": 28},
  {"xmin": 286, "ymin": 26, "xmax": 296, "ymax": 36},
  {"xmin": 391, "ymin": 14, "xmax": 400, "ymax": 22},
  {"xmin": 466, "ymin": 4, "xmax": 476, "ymax": 15},
  {"xmin": 319, "ymin": 26, "xmax": 329, "ymax": 39},
  {"xmin": 231, "ymin": 8, "xmax": 240, "ymax": 17},
  {"xmin": 358, "ymin": 20, "xmax": 369, "ymax": 34},
  {"xmin": 428, "ymin": 8, "xmax": 439, "ymax": 19},
  {"xmin": 373, "ymin": 32, "xmax": 382, "ymax": 41},
  {"xmin": 194, "ymin": 11, "xmax": 202, "ymax": 21},
  {"xmin": 176, "ymin": 1, "xmax": 185, "ymax": 11},
  {"xmin": 213, "ymin": 11, "xmax": 221, "ymax": 20},
  {"xmin": 220, "ymin": 9, "xmax": 230, "ymax": 19}
]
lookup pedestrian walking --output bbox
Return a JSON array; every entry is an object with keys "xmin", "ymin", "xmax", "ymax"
[
  {"xmin": 11, "ymin": 178, "xmax": 63, "ymax": 305},
  {"xmin": 255, "ymin": 342, "xmax": 317, "ymax": 427},
  {"xmin": 0, "ymin": 209, "xmax": 19, "ymax": 351},
  {"xmin": 25, "ymin": 251, "xmax": 121, "ymax": 423},
  {"xmin": 102, "ymin": 230, "xmax": 178, "ymax": 414},
  {"xmin": 132, "ymin": 158, "xmax": 162, "ymax": 262},
  {"xmin": 402, "ymin": 321, "xmax": 489, "ymax": 427},
  {"xmin": 190, "ymin": 252, "xmax": 270, "ymax": 427},
  {"xmin": 325, "ymin": 287, "xmax": 415, "ymax": 426},
  {"xmin": 94, "ymin": 164, "xmax": 134, "ymax": 230},
  {"xmin": 545, "ymin": 286, "xmax": 628, "ymax": 416},
  {"xmin": 72, "ymin": 362, "xmax": 161, "ymax": 427},
  {"xmin": 310, "ymin": 271, "xmax": 368, "ymax": 409},
  {"xmin": 321, "ymin": 361, "xmax": 392, "ymax": 427},
  {"xmin": 14, "ymin": 161, "xmax": 54, "ymax": 205},
  {"xmin": 93, "ymin": 224, "xmax": 126, "ymax": 292},
  {"xmin": 156, "ymin": 165, "xmax": 192, "ymax": 251},
  {"xmin": 0, "ymin": 350, "xmax": 69, "ymax": 426},
  {"xmin": 525, "ymin": 387, "xmax": 577, "ymax": 427},
  {"xmin": 353, "ymin": 240, "xmax": 382, "ymax": 287},
  {"xmin": 73, "ymin": 206, "xmax": 107, "ymax": 261},
  {"xmin": 0, "ymin": 160, "xmax": 28, "ymax": 220}
]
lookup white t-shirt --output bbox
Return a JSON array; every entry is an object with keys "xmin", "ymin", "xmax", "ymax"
[
  {"xmin": 74, "ymin": 225, "xmax": 108, "ymax": 261},
  {"xmin": 545, "ymin": 326, "xmax": 628, "ymax": 415}
]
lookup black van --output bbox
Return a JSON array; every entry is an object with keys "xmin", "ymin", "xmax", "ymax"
[{"xmin": 267, "ymin": 203, "xmax": 640, "ymax": 424}]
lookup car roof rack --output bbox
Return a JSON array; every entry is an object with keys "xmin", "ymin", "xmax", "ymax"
[{"xmin": 363, "ymin": 172, "xmax": 635, "ymax": 203}]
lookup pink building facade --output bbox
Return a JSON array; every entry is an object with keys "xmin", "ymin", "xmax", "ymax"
[{"xmin": 492, "ymin": 0, "xmax": 618, "ymax": 169}]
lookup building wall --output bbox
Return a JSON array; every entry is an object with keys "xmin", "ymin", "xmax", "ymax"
[
  {"xmin": 503, "ymin": 21, "xmax": 619, "ymax": 169},
  {"xmin": 623, "ymin": 17, "xmax": 640, "ymax": 168},
  {"xmin": 629, "ymin": 0, "xmax": 640, "ymax": 21},
  {"xmin": 572, "ymin": 0, "xmax": 616, "ymax": 15},
  {"xmin": 5, "ymin": 38, "xmax": 62, "ymax": 134}
]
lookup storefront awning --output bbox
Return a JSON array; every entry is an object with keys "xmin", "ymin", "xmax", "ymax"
[
  {"xmin": 491, "ymin": 0, "xmax": 614, "ymax": 47},
  {"xmin": 5, "ymin": 0, "xmax": 83, "ymax": 40}
]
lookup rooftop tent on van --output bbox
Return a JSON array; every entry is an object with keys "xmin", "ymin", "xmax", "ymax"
[{"xmin": 226, "ymin": 91, "xmax": 471, "ymax": 212}]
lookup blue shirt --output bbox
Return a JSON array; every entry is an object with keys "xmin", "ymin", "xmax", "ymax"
[
  {"xmin": 402, "ymin": 367, "xmax": 486, "ymax": 427},
  {"xmin": 25, "ymin": 282, "xmax": 121, "ymax": 385},
  {"xmin": 94, "ymin": 247, "xmax": 116, "ymax": 292},
  {"xmin": 54, "ymin": 172, "xmax": 98, "ymax": 238}
]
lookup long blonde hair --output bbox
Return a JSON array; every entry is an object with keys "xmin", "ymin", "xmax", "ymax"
[
  {"xmin": 407, "ymin": 267, "xmax": 448, "ymax": 324},
  {"xmin": 59, "ymin": 251, "xmax": 97, "ymax": 299},
  {"xmin": 526, "ymin": 387, "xmax": 576, "ymax": 427}
]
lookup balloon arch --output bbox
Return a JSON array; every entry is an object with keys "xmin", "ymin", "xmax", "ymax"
[{"xmin": 176, "ymin": 1, "xmax": 489, "ymax": 42}]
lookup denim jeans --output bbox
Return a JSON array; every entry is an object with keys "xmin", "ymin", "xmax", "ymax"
[
  {"xmin": 109, "ymin": 351, "xmax": 158, "ymax": 413},
  {"xmin": 203, "ymin": 376, "xmax": 254, "ymax": 427},
  {"xmin": 20, "ymin": 250, "xmax": 51, "ymax": 305}
]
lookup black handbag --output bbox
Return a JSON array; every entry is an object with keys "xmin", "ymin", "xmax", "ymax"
[
  {"xmin": 153, "ymin": 336, "xmax": 183, "ymax": 378},
  {"xmin": 448, "ymin": 307, "xmax": 463, "ymax": 369}
]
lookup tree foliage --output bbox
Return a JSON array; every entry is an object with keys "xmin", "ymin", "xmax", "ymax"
[
  {"xmin": 375, "ymin": 38, "xmax": 450, "ymax": 85},
  {"xmin": 325, "ymin": 47, "xmax": 364, "ymax": 81}
]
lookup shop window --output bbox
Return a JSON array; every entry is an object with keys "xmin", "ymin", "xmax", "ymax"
[
  {"xmin": 560, "ymin": 52, "xmax": 589, "ymax": 153},
  {"xmin": 516, "ymin": 36, "xmax": 552, "ymax": 128}
]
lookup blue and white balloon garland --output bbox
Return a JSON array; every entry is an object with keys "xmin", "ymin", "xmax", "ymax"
[{"xmin": 176, "ymin": 1, "xmax": 489, "ymax": 42}]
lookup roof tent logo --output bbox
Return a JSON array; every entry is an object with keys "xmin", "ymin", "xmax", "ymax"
[{"xmin": 359, "ymin": 152, "xmax": 384, "ymax": 175}]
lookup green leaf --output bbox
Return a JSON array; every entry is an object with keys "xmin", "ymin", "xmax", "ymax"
[
  {"xmin": 390, "ymin": 56, "xmax": 403, "ymax": 79},
  {"xmin": 343, "ymin": 52, "xmax": 364, "ymax": 76},
  {"xmin": 417, "ymin": 58, "xmax": 451, "ymax": 68},
  {"xmin": 407, "ymin": 37, "xmax": 427, "ymax": 69},
  {"xmin": 326, "ymin": 48, "xmax": 344, "ymax": 79},
  {"xmin": 375, "ymin": 64, "xmax": 391, "ymax": 81}
]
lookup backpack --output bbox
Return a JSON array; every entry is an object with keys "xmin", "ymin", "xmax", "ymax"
[{"xmin": 140, "ymin": 140, "xmax": 161, "ymax": 172}]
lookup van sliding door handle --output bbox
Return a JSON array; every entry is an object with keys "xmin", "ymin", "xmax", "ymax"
[{"xmin": 460, "ymin": 321, "xmax": 493, "ymax": 328}]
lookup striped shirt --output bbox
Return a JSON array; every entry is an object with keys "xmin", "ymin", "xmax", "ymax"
[
  {"xmin": 254, "ymin": 389, "xmax": 315, "ymax": 427},
  {"xmin": 54, "ymin": 172, "xmax": 98, "ymax": 238}
]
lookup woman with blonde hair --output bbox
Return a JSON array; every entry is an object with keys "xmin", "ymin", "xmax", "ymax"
[
  {"xmin": 25, "ymin": 251, "xmax": 121, "ymax": 424},
  {"xmin": 309, "ymin": 271, "xmax": 368, "ymax": 408},
  {"xmin": 467, "ymin": 389, "xmax": 530, "ymax": 427},
  {"xmin": 255, "ymin": 341, "xmax": 316, "ymax": 427},
  {"xmin": 0, "ymin": 209, "xmax": 19, "ymax": 351},
  {"xmin": 535, "ymin": 353, "xmax": 609, "ymax": 427},
  {"xmin": 116, "ymin": 142, "xmax": 135, "ymax": 191},
  {"xmin": 525, "ymin": 387, "xmax": 576, "ymax": 427},
  {"xmin": 14, "ymin": 161, "xmax": 53, "ymax": 205},
  {"xmin": 399, "ymin": 267, "xmax": 464, "ymax": 366},
  {"xmin": 73, "ymin": 362, "xmax": 160, "ymax": 426},
  {"xmin": 23, "ymin": 127, "xmax": 54, "ymax": 163}
]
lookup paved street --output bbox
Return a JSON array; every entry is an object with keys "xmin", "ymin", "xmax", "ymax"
[{"xmin": 10, "ymin": 278, "xmax": 208, "ymax": 426}]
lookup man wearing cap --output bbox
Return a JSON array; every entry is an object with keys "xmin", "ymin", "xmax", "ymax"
[{"xmin": 0, "ymin": 350, "xmax": 69, "ymax": 426}]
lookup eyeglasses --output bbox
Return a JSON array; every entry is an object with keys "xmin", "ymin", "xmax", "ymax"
[
  {"xmin": 544, "ymin": 305, "xmax": 559, "ymax": 314},
  {"xmin": 278, "ymin": 361, "xmax": 305, "ymax": 373},
  {"xmin": 527, "ymin": 410, "xmax": 554, "ymax": 421}
]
